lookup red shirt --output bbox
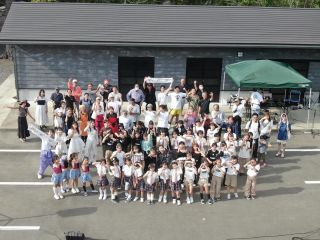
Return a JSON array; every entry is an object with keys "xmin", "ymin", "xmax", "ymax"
[{"xmin": 67, "ymin": 82, "xmax": 82, "ymax": 102}]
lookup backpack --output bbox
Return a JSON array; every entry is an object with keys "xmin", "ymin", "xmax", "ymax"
[{"xmin": 248, "ymin": 120, "xmax": 260, "ymax": 135}]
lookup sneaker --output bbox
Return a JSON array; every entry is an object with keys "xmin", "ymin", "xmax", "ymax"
[
  {"xmin": 125, "ymin": 192, "xmax": 128, "ymax": 197},
  {"xmin": 140, "ymin": 198, "xmax": 144, "ymax": 203},
  {"xmin": 65, "ymin": 188, "xmax": 71, "ymax": 193},
  {"xmin": 246, "ymin": 196, "xmax": 251, "ymax": 200},
  {"xmin": 91, "ymin": 189, "xmax": 98, "ymax": 193},
  {"xmin": 186, "ymin": 197, "xmax": 190, "ymax": 204},
  {"xmin": 71, "ymin": 188, "xmax": 77, "ymax": 194},
  {"xmin": 227, "ymin": 194, "xmax": 231, "ymax": 200},
  {"xmin": 58, "ymin": 192, "xmax": 64, "ymax": 199},
  {"xmin": 53, "ymin": 194, "xmax": 60, "ymax": 200},
  {"xmin": 111, "ymin": 198, "xmax": 118, "ymax": 203},
  {"xmin": 83, "ymin": 192, "xmax": 88, "ymax": 197},
  {"xmin": 37, "ymin": 173, "xmax": 43, "ymax": 180},
  {"xmin": 126, "ymin": 195, "xmax": 132, "ymax": 202},
  {"xmin": 163, "ymin": 197, "xmax": 167, "ymax": 204},
  {"xmin": 200, "ymin": 199, "xmax": 205, "ymax": 204},
  {"xmin": 102, "ymin": 194, "xmax": 107, "ymax": 200},
  {"xmin": 99, "ymin": 194, "xmax": 103, "ymax": 200},
  {"xmin": 133, "ymin": 197, "xmax": 139, "ymax": 202},
  {"xmin": 158, "ymin": 196, "xmax": 163, "ymax": 203},
  {"xmin": 75, "ymin": 188, "xmax": 80, "ymax": 193},
  {"xmin": 190, "ymin": 197, "xmax": 194, "ymax": 204},
  {"xmin": 177, "ymin": 200, "xmax": 181, "ymax": 206},
  {"xmin": 251, "ymin": 196, "xmax": 256, "ymax": 200},
  {"xmin": 234, "ymin": 193, "xmax": 239, "ymax": 199},
  {"xmin": 172, "ymin": 199, "xmax": 176, "ymax": 204},
  {"xmin": 147, "ymin": 200, "xmax": 151, "ymax": 205},
  {"xmin": 60, "ymin": 188, "xmax": 66, "ymax": 194},
  {"xmin": 207, "ymin": 199, "xmax": 213, "ymax": 205}
]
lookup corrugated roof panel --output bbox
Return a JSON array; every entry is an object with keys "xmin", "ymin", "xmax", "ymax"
[{"xmin": 0, "ymin": 3, "xmax": 320, "ymax": 47}]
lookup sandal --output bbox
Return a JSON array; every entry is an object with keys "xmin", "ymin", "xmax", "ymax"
[{"xmin": 275, "ymin": 152, "xmax": 281, "ymax": 157}]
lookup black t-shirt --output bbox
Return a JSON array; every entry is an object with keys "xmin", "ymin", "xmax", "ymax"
[
  {"xmin": 174, "ymin": 126, "xmax": 187, "ymax": 136},
  {"xmin": 144, "ymin": 86, "xmax": 157, "ymax": 104},
  {"xmin": 117, "ymin": 136, "xmax": 131, "ymax": 152},
  {"xmin": 199, "ymin": 99, "xmax": 210, "ymax": 115},
  {"xmin": 102, "ymin": 85, "xmax": 111, "ymax": 101},
  {"xmin": 103, "ymin": 136, "xmax": 116, "ymax": 151},
  {"xmin": 206, "ymin": 149, "xmax": 221, "ymax": 162},
  {"xmin": 65, "ymin": 95, "xmax": 75, "ymax": 110},
  {"xmin": 144, "ymin": 155, "xmax": 157, "ymax": 172}
]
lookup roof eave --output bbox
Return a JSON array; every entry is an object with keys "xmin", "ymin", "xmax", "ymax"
[{"xmin": 1, "ymin": 40, "xmax": 320, "ymax": 49}]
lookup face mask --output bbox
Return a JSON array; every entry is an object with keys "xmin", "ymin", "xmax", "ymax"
[
  {"xmin": 199, "ymin": 86, "xmax": 204, "ymax": 90},
  {"xmin": 135, "ymin": 87, "xmax": 139, "ymax": 90}
]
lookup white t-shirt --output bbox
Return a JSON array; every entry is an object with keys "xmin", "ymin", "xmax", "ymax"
[
  {"xmin": 158, "ymin": 168, "xmax": 171, "ymax": 181},
  {"xmin": 96, "ymin": 163, "xmax": 107, "ymax": 176},
  {"xmin": 157, "ymin": 111, "xmax": 169, "ymax": 128},
  {"xmin": 184, "ymin": 167, "xmax": 197, "ymax": 181},
  {"xmin": 226, "ymin": 163, "xmax": 240, "ymax": 175},
  {"xmin": 107, "ymin": 101, "xmax": 121, "ymax": 116},
  {"xmin": 246, "ymin": 164, "xmax": 260, "ymax": 177},
  {"xmin": 119, "ymin": 115, "xmax": 133, "ymax": 130},
  {"xmin": 145, "ymin": 171, "xmax": 158, "ymax": 185},
  {"xmin": 170, "ymin": 168, "xmax": 182, "ymax": 183},
  {"xmin": 157, "ymin": 92, "xmax": 169, "ymax": 106},
  {"xmin": 245, "ymin": 121, "xmax": 260, "ymax": 139},
  {"xmin": 108, "ymin": 92, "xmax": 122, "ymax": 102},
  {"xmin": 169, "ymin": 92, "xmax": 186, "ymax": 109},
  {"xmin": 134, "ymin": 168, "xmax": 143, "ymax": 178},
  {"xmin": 127, "ymin": 104, "xmax": 140, "ymax": 123},
  {"xmin": 251, "ymin": 92, "xmax": 263, "ymax": 106},
  {"xmin": 144, "ymin": 111, "xmax": 156, "ymax": 127},
  {"xmin": 238, "ymin": 140, "xmax": 252, "ymax": 159},
  {"xmin": 232, "ymin": 103, "xmax": 245, "ymax": 118},
  {"xmin": 122, "ymin": 165, "xmax": 134, "ymax": 177}
]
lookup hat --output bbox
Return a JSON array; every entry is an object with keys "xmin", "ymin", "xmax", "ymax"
[
  {"xmin": 55, "ymin": 87, "xmax": 60, "ymax": 90},
  {"xmin": 72, "ymin": 79, "xmax": 78, "ymax": 83},
  {"xmin": 19, "ymin": 100, "xmax": 30, "ymax": 107}
]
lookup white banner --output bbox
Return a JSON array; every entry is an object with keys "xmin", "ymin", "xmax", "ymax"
[{"xmin": 146, "ymin": 77, "xmax": 174, "ymax": 84}]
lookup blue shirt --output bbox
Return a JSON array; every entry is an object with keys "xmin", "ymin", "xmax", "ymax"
[{"xmin": 126, "ymin": 89, "xmax": 145, "ymax": 103}]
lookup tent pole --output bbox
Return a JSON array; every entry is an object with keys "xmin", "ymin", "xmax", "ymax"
[
  {"xmin": 306, "ymin": 88, "xmax": 312, "ymax": 130},
  {"xmin": 222, "ymin": 71, "xmax": 226, "ymax": 90},
  {"xmin": 237, "ymin": 88, "xmax": 240, "ymax": 97}
]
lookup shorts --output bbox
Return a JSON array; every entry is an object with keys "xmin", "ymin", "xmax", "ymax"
[
  {"xmin": 225, "ymin": 174, "xmax": 238, "ymax": 188},
  {"xmin": 110, "ymin": 177, "xmax": 121, "ymax": 189},
  {"xmin": 145, "ymin": 183, "xmax": 156, "ymax": 193},
  {"xmin": 80, "ymin": 172, "xmax": 92, "ymax": 182},
  {"xmin": 198, "ymin": 178, "xmax": 209, "ymax": 187},
  {"xmin": 257, "ymin": 152, "xmax": 266, "ymax": 161},
  {"xmin": 277, "ymin": 139, "xmax": 287, "ymax": 144},
  {"xmin": 170, "ymin": 109, "xmax": 182, "ymax": 116},
  {"xmin": 51, "ymin": 173, "xmax": 62, "ymax": 185},
  {"xmin": 97, "ymin": 176, "xmax": 109, "ymax": 187},
  {"xmin": 171, "ymin": 181, "xmax": 181, "ymax": 192},
  {"xmin": 69, "ymin": 169, "xmax": 81, "ymax": 180},
  {"xmin": 184, "ymin": 179, "xmax": 194, "ymax": 189},
  {"xmin": 61, "ymin": 169, "xmax": 69, "ymax": 181},
  {"xmin": 159, "ymin": 179, "xmax": 170, "ymax": 191}
]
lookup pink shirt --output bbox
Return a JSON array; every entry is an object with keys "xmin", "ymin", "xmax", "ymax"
[{"xmin": 67, "ymin": 82, "xmax": 82, "ymax": 102}]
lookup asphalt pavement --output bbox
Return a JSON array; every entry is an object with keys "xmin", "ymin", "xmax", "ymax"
[{"xmin": 0, "ymin": 130, "xmax": 320, "ymax": 240}]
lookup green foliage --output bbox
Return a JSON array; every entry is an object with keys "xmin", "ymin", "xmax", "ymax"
[{"xmin": 31, "ymin": 0, "xmax": 320, "ymax": 7}]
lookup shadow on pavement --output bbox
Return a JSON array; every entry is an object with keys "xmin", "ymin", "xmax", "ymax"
[
  {"xmin": 57, "ymin": 207, "xmax": 97, "ymax": 218},
  {"xmin": 257, "ymin": 175, "xmax": 283, "ymax": 184},
  {"xmin": 260, "ymin": 166, "xmax": 301, "ymax": 176},
  {"xmin": 258, "ymin": 187, "xmax": 304, "ymax": 198}
]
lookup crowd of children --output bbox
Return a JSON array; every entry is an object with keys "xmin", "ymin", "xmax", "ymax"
[{"xmin": 23, "ymin": 78, "xmax": 292, "ymax": 204}]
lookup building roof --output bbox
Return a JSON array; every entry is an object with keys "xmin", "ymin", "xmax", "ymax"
[{"xmin": 0, "ymin": 2, "xmax": 320, "ymax": 48}]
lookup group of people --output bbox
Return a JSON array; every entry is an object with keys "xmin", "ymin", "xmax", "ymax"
[{"xmin": 9, "ymin": 76, "xmax": 291, "ymax": 205}]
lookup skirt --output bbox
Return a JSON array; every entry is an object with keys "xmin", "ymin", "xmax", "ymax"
[
  {"xmin": 61, "ymin": 169, "xmax": 69, "ymax": 181},
  {"xmin": 18, "ymin": 116, "xmax": 30, "ymax": 139},
  {"xmin": 171, "ymin": 181, "xmax": 181, "ymax": 192},
  {"xmin": 135, "ymin": 178, "xmax": 145, "ymax": 191},
  {"xmin": 159, "ymin": 179, "xmax": 170, "ymax": 191},
  {"xmin": 69, "ymin": 169, "xmax": 81, "ymax": 180},
  {"xmin": 110, "ymin": 177, "xmax": 121, "ymax": 188},
  {"xmin": 97, "ymin": 176, "xmax": 109, "ymax": 187},
  {"xmin": 80, "ymin": 172, "xmax": 92, "ymax": 182},
  {"xmin": 145, "ymin": 183, "xmax": 156, "ymax": 193},
  {"xmin": 35, "ymin": 105, "xmax": 48, "ymax": 126},
  {"xmin": 124, "ymin": 176, "xmax": 133, "ymax": 187},
  {"xmin": 51, "ymin": 173, "xmax": 63, "ymax": 185}
]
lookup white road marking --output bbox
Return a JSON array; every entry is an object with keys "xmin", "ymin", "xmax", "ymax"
[
  {"xmin": 0, "ymin": 182, "xmax": 52, "ymax": 186},
  {"xmin": 0, "ymin": 149, "xmax": 41, "ymax": 153},
  {"xmin": 305, "ymin": 181, "xmax": 320, "ymax": 184},
  {"xmin": 286, "ymin": 149, "xmax": 320, "ymax": 152},
  {"xmin": 0, "ymin": 226, "xmax": 40, "ymax": 231}
]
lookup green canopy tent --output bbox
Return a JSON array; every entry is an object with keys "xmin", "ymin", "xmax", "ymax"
[
  {"xmin": 224, "ymin": 59, "xmax": 313, "ymax": 127},
  {"xmin": 224, "ymin": 60, "xmax": 311, "ymax": 89}
]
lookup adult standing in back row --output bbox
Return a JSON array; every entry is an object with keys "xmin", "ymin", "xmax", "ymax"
[
  {"xmin": 67, "ymin": 78, "xmax": 82, "ymax": 114},
  {"xmin": 126, "ymin": 84, "xmax": 145, "ymax": 110},
  {"xmin": 143, "ymin": 77, "xmax": 157, "ymax": 111}
]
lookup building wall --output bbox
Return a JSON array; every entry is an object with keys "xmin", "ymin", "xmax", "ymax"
[{"xmin": 14, "ymin": 45, "xmax": 320, "ymax": 101}]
